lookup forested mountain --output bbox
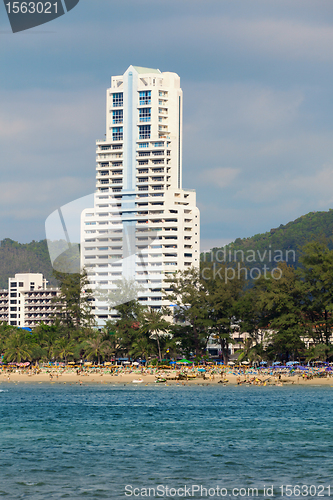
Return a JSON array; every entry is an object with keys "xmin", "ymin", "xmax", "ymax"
[
  {"xmin": 1, "ymin": 209, "xmax": 332, "ymax": 290},
  {"xmin": 202, "ymin": 209, "xmax": 333, "ymax": 268},
  {"xmin": 0, "ymin": 239, "xmax": 57, "ymax": 289}
]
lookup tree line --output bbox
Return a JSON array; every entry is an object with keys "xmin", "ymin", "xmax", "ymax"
[{"xmin": 1, "ymin": 240, "xmax": 333, "ymax": 364}]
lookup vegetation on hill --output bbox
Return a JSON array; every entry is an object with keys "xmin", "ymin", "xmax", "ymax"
[
  {"xmin": 202, "ymin": 209, "xmax": 333, "ymax": 269},
  {"xmin": 0, "ymin": 238, "xmax": 57, "ymax": 289}
]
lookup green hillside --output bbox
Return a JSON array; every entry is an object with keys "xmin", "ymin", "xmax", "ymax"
[
  {"xmin": 1, "ymin": 209, "xmax": 332, "ymax": 290},
  {"xmin": 202, "ymin": 209, "xmax": 333, "ymax": 268},
  {"xmin": 0, "ymin": 239, "xmax": 57, "ymax": 289}
]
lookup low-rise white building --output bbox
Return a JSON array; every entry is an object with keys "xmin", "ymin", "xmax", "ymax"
[{"xmin": 0, "ymin": 273, "xmax": 60, "ymax": 328}]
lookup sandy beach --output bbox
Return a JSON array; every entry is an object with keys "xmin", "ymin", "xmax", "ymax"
[{"xmin": 1, "ymin": 368, "xmax": 333, "ymax": 386}]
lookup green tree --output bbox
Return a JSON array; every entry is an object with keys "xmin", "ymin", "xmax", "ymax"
[
  {"xmin": 129, "ymin": 336, "xmax": 154, "ymax": 361},
  {"xmin": 203, "ymin": 263, "xmax": 245, "ymax": 364},
  {"xmin": 4, "ymin": 330, "xmax": 33, "ymax": 363},
  {"xmin": 256, "ymin": 262, "xmax": 305, "ymax": 361},
  {"xmin": 166, "ymin": 267, "xmax": 210, "ymax": 357},
  {"xmin": 140, "ymin": 308, "xmax": 171, "ymax": 362},
  {"xmin": 112, "ymin": 299, "xmax": 146, "ymax": 358},
  {"xmin": 55, "ymin": 337, "xmax": 76, "ymax": 363},
  {"xmin": 83, "ymin": 334, "xmax": 107, "ymax": 365},
  {"xmin": 298, "ymin": 241, "xmax": 333, "ymax": 345},
  {"xmin": 52, "ymin": 269, "xmax": 95, "ymax": 331}
]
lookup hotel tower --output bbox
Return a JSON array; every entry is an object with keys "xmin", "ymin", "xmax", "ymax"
[{"xmin": 81, "ymin": 65, "xmax": 200, "ymax": 324}]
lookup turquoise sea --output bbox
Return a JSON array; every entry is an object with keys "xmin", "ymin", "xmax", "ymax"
[{"xmin": 0, "ymin": 384, "xmax": 332, "ymax": 499}]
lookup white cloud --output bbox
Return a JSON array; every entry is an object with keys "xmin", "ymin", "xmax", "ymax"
[{"xmin": 235, "ymin": 163, "xmax": 333, "ymax": 207}]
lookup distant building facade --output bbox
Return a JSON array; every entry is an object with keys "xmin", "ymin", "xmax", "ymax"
[{"xmin": 0, "ymin": 273, "xmax": 60, "ymax": 328}]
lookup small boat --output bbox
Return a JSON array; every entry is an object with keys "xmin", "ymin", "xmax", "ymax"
[
  {"xmin": 132, "ymin": 378, "xmax": 143, "ymax": 383},
  {"xmin": 155, "ymin": 377, "xmax": 167, "ymax": 383}
]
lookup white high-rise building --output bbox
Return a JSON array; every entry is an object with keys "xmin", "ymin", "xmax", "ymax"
[{"xmin": 81, "ymin": 66, "xmax": 200, "ymax": 324}]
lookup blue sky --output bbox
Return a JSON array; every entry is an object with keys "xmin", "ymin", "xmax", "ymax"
[{"xmin": 1, "ymin": 0, "xmax": 333, "ymax": 251}]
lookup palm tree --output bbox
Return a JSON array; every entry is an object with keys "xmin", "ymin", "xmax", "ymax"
[
  {"xmin": 83, "ymin": 334, "xmax": 107, "ymax": 365},
  {"xmin": 129, "ymin": 336, "xmax": 153, "ymax": 361},
  {"xmin": 33, "ymin": 322, "xmax": 62, "ymax": 361},
  {"xmin": 237, "ymin": 337, "xmax": 264, "ymax": 365},
  {"xmin": 140, "ymin": 309, "xmax": 170, "ymax": 362},
  {"xmin": 4, "ymin": 331, "xmax": 33, "ymax": 363},
  {"xmin": 55, "ymin": 337, "xmax": 76, "ymax": 363},
  {"xmin": 0, "ymin": 322, "xmax": 16, "ymax": 354}
]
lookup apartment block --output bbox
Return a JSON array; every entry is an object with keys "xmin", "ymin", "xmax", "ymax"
[{"xmin": 0, "ymin": 273, "xmax": 60, "ymax": 328}]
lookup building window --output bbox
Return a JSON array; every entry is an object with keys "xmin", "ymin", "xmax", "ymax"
[
  {"xmin": 139, "ymin": 125, "xmax": 151, "ymax": 140},
  {"xmin": 139, "ymin": 108, "xmax": 151, "ymax": 122},
  {"xmin": 113, "ymin": 110, "xmax": 123, "ymax": 124},
  {"xmin": 139, "ymin": 142, "xmax": 149, "ymax": 148},
  {"xmin": 113, "ymin": 93, "xmax": 123, "ymax": 107},
  {"xmin": 139, "ymin": 91, "xmax": 151, "ymax": 105},
  {"xmin": 113, "ymin": 127, "xmax": 123, "ymax": 141}
]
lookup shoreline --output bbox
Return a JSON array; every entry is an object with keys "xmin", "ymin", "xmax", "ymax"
[{"xmin": 1, "ymin": 372, "xmax": 333, "ymax": 386}]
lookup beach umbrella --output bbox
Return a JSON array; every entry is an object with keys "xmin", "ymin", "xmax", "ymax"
[
  {"xmin": 259, "ymin": 361, "xmax": 267, "ymax": 365},
  {"xmin": 178, "ymin": 359, "xmax": 191, "ymax": 364},
  {"xmin": 132, "ymin": 362, "xmax": 139, "ymax": 366},
  {"xmin": 198, "ymin": 368, "xmax": 206, "ymax": 372},
  {"xmin": 272, "ymin": 361, "xmax": 281, "ymax": 365},
  {"xmin": 228, "ymin": 361, "xmax": 235, "ymax": 365}
]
